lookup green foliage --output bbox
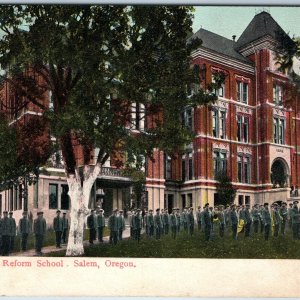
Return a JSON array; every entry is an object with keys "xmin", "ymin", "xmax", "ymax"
[
  {"xmin": 0, "ymin": 5, "xmax": 220, "ymax": 182},
  {"xmin": 215, "ymin": 171, "xmax": 237, "ymax": 206}
]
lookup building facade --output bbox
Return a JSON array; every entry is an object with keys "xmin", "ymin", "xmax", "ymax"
[
  {"xmin": 146, "ymin": 11, "xmax": 300, "ymax": 212},
  {"xmin": 0, "ymin": 11, "xmax": 300, "ymax": 225}
]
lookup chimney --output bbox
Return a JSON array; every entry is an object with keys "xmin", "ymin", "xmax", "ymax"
[{"xmin": 232, "ymin": 35, "xmax": 236, "ymax": 42}]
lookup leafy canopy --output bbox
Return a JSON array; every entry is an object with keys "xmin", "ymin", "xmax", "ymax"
[{"xmin": 0, "ymin": 5, "xmax": 218, "ymax": 183}]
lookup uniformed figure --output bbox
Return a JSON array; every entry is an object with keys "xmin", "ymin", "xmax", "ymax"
[
  {"xmin": 130, "ymin": 210, "xmax": 136, "ymax": 239},
  {"xmin": 1, "ymin": 211, "xmax": 12, "ymax": 256},
  {"xmin": 154, "ymin": 208, "xmax": 163, "ymax": 239},
  {"xmin": 230, "ymin": 205, "xmax": 239, "ymax": 240},
  {"xmin": 262, "ymin": 203, "xmax": 271, "ymax": 241},
  {"xmin": 108, "ymin": 209, "xmax": 119, "ymax": 245},
  {"xmin": 209, "ymin": 207, "xmax": 214, "ymax": 232},
  {"xmin": 203, "ymin": 203, "xmax": 212, "ymax": 241},
  {"xmin": 18, "ymin": 211, "xmax": 31, "ymax": 251},
  {"xmin": 163, "ymin": 209, "xmax": 170, "ymax": 235},
  {"xmin": 251, "ymin": 204, "xmax": 260, "ymax": 234},
  {"xmin": 218, "ymin": 205, "xmax": 225, "ymax": 238},
  {"xmin": 96, "ymin": 209, "xmax": 105, "ymax": 242},
  {"xmin": 53, "ymin": 210, "xmax": 63, "ymax": 248},
  {"xmin": 272, "ymin": 204, "xmax": 281, "ymax": 237},
  {"xmin": 170, "ymin": 208, "xmax": 178, "ymax": 239},
  {"xmin": 176, "ymin": 208, "xmax": 181, "ymax": 233},
  {"xmin": 259, "ymin": 205, "xmax": 265, "ymax": 233},
  {"xmin": 196, "ymin": 206, "xmax": 202, "ymax": 231},
  {"xmin": 61, "ymin": 212, "xmax": 69, "ymax": 244},
  {"xmin": 291, "ymin": 201, "xmax": 300, "ymax": 239},
  {"xmin": 146, "ymin": 210, "xmax": 154, "ymax": 237},
  {"xmin": 188, "ymin": 207, "xmax": 195, "ymax": 236},
  {"xmin": 118, "ymin": 210, "xmax": 125, "ymax": 241},
  {"xmin": 225, "ymin": 205, "xmax": 231, "ymax": 228},
  {"xmin": 244, "ymin": 204, "xmax": 252, "ymax": 237},
  {"xmin": 8, "ymin": 212, "xmax": 16, "ymax": 253},
  {"xmin": 134, "ymin": 209, "xmax": 142, "ymax": 242},
  {"xmin": 33, "ymin": 211, "xmax": 46, "ymax": 255},
  {"xmin": 182, "ymin": 208, "xmax": 188, "ymax": 231},
  {"xmin": 288, "ymin": 203, "xmax": 293, "ymax": 229},
  {"xmin": 279, "ymin": 203, "xmax": 288, "ymax": 235},
  {"xmin": 87, "ymin": 210, "xmax": 97, "ymax": 244},
  {"xmin": 160, "ymin": 209, "xmax": 165, "ymax": 235},
  {"xmin": 144, "ymin": 211, "xmax": 149, "ymax": 236},
  {"xmin": 128, "ymin": 211, "xmax": 134, "ymax": 238}
]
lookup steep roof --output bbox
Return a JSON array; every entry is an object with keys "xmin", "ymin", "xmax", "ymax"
[
  {"xmin": 189, "ymin": 28, "xmax": 252, "ymax": 64},
  {"xmin": 235, "ymin": 11, "xmax": 294, "ymax": 50}
]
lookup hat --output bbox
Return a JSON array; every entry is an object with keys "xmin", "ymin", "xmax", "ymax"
[
  {"xmin": 63, "ymin": 212, "xmax": 67, "ymax": 215},
  {"xmin": 22, "ymin": 211, "xmax": 27, "ymax": 215},
  {"xmin": 3, "ymin": 211, "xmax": 8, "ymax": 214},
  {"xmin": 149, "ymin": 209, "xmax": 153, "ymax": 212},
  {"xmin": 204, "ymin": 203, "xmax": 209, "ymax": 207},
  {"xmin": 9, "ymin": 211, "xmax": 13, "ymax": 215},
  {"xmin": 37, "ymin": 211, "xmax": 43, "ymax": 215},
  {"xmin": 99, "ymin": 209, "xmax": 103, "ymax": 212},
  {"xmin": 293, "ymin": 200, "xmax": 299, "ymax": 204},
  {"xmin": 156, "ymin": 208, "xmax": 160, "ymax": 212},
  {"xmin": 119, "ymin": 210, "xmax": 123, "ymax": 213},
  {"xmin": 264, "ymin": 203, "xmax": 269, "ymax": 206},
  {"xmin": 56, "ymin": 210, "xmax": 61, "ymax": 213}
]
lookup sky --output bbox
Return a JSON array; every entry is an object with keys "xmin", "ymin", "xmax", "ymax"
[{"xmin": 192, "ymin": 6, "xmax": 300, "ymax": 40}]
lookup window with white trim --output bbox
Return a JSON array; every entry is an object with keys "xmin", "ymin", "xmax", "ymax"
[
  {"xmin": 237, "ymin": 81, "xmax": 248, "ymax": 104},
  {"xmin": 212, "ymin": 73, "xmax": 224, "ymax": 97},
  {"xmin": 165, "ymin": 155, "xmax": 172, "ymax": 180},
  {"xmin": 273, "ymin": 117, "xmax": 285, "ymax": 144},
  {"xmin": 181, "ymin": 152, "xmax": 194, "ymax": 181},
  {"xmin": 237, "ymin": 115, "xmax": 249, "ymax": 143},
  {"xmin": 213, "ymin": 150, "xmax": 227, "ymax": 177},
  {"xmin": 273, "ymin": 84, "xmax": 283, "ymax": 106},
  {"xmin": 212, "ymin": 108, "xmax": 226, "ymax": 139},
  {"xmin": 131, "ymin": 102, "xmax": 145, "ymax": 131},
  {"xmin": 237, "ymin": 154, "xmax": 251, "ymax": 183},
  {"xmin": 182, "ymin": 107, "xmax": 193, "ymax": 131}
]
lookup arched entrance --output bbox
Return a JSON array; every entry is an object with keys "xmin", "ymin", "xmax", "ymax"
[{"xmin": 271, "ymin": 158, "xmax": 289, "ymax": 188}]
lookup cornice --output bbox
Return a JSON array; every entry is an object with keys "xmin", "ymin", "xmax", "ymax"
[{"xmin": 191, "ymin": 48, "xmax": 255, "ymax": 75}]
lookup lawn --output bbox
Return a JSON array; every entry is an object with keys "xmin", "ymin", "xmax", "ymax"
[{"xmin": 47, "ymin": 227, "xmax": 300, "ymax": 258}]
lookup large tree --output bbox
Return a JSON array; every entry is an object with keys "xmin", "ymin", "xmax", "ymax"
[{"xmin": 0, "ymin": 5, "xmax": 218, "ymax": 256}]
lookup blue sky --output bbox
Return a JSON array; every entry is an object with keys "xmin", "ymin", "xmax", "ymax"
[{"xmin": 192, "ymin": 6, "xmax": 300, "ymax": 39}]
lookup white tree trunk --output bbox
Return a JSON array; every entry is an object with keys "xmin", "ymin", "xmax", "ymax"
[{"xmin": 65, "ymin": 164, "xmax": 101, "ymax": 256}]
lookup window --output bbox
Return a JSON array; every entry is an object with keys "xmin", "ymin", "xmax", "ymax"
[
  {"xmin": 213, "ymin": 150, "xmax": 227, "ymax": 177},
  {"xmin": 188, "ymin": 153, "xmax": 193, "ymax": 180},
  {"xmin": 237, "ymin": 115, "xmax": 249, "ymax": 142},
  {"xmin": 165, "ymin": 155, "xmax": 172, "ymax": 180},
  {"xmin": 182, "ymin": 107, "xmax": 193, "ymax": 131},
  {"xmin": 212, "ymin": 108, "xmax": 226, "ymax": 139},
  {"xmin": 181, "ymin": 156, "xmax": 186, "ymax": 181},
  {"xmin": 212, "ymin": 74, "xmax": 224, "ymax": 97},
  {"xmin": 245, "ymin": 196, "xmax": 250, "ymax": 205},
  {"xmin": 273, "ymin": 84, "xmax": 283, "ymax": 105},
  {"xmin": 181, "ymin": 194, "xmax": 186, "ymax": 209},
  {"xmin": 131, "ymin": 102, "xmax": 145, "ymax": 131},
  {"xmin": 49, "ymin": 184, "xmax": 58, "ymax": 209},
  {"xmin": 0, "ymin": 194, "xmax": 2, "ymax": 214},
  {"xmin": 188, "ymin": 193, "xmax": 193, "ymax": 207},
  {"xmin": 238, "ymin": 195, "xmax": 244, "ymax": 205},
  {"xmin": 61, "ymin": 184, "xmax": 69, "ymax": 210},
  {"xmin": 187, "ymin": 83, "xmax": 200, "ymax": 97},
  {"xmin": 274, "ymin": 117, "xmax": 285, "ymax": 144},
  {"xmin": 237, "ymin": 154, "xmax": 251, "ymax": 183},
  {"xmin": 237, "ymin": 81, "xmax": 248, "ymax": 104}
]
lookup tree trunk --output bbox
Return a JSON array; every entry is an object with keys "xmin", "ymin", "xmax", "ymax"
[{"xmin": 65, "ymin": 165, "xmax": 101, "ymax": 256}]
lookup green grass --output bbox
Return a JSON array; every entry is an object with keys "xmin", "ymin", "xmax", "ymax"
[
  {"xmin": 13, "ymin": 228, "xmax": 110, "ymax": 252},
  {"xmin": 47, "ymin": 227, "xmax": 300, "ymax": 258}
]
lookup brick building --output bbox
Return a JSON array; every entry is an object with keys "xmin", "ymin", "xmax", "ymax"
[
  {"xmin": 146, "ymin": 11, "xmax": 300, "ymax": 212},
  {"xmin": 0, "ymin": 11, "xmax": 299, "ymax": 224}
]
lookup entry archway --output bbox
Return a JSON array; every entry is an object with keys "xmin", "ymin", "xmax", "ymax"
[{"xmin": 270, "ymin": 158, "xmax": 289, "ymax": 188}]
